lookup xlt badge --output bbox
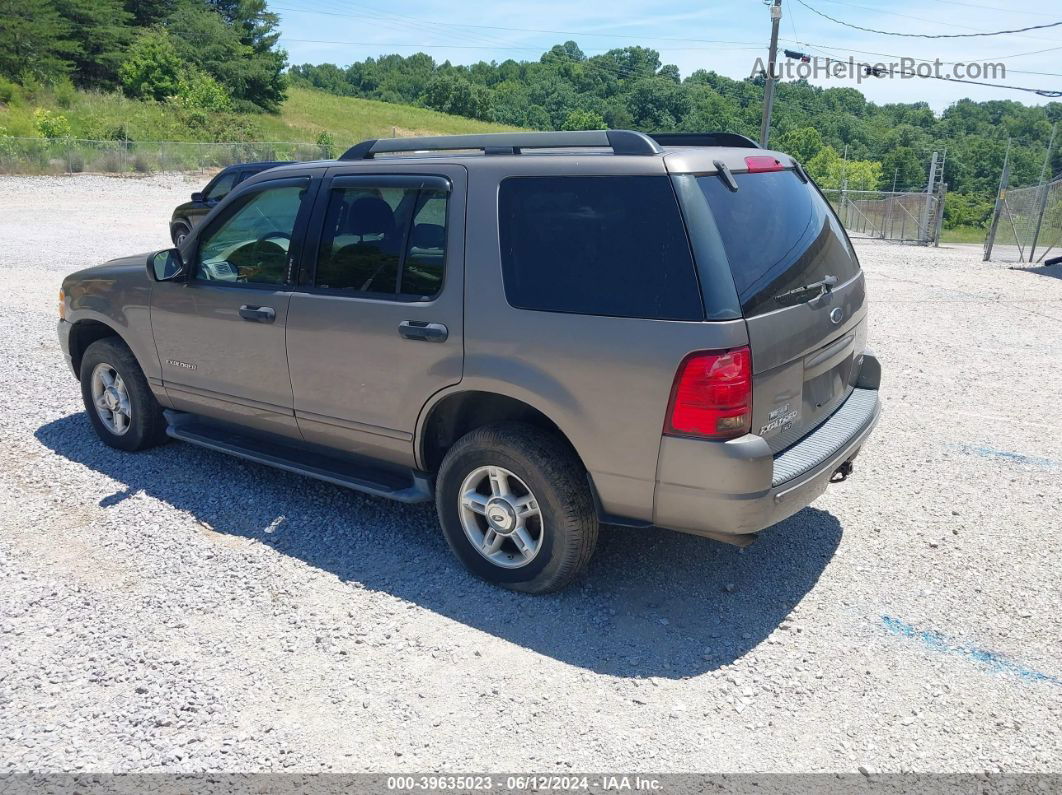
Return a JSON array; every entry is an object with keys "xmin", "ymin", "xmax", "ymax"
[{"xmin": 760, "ymin": 403, "xmax": 799, "ymax": 435}]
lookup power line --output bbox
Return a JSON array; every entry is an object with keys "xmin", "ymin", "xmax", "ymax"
[
  {"xmin": 274, "ymin": 4, "xmax": 766, "ymax": 50},
  {"xmin": 925, "ymin": 0, "xmax": 1059, "ymax": 17},
  {"xmin": 793, "ymin": 0, "xmax": 1062, "ymax": 38},
  {"xmin": 780, "ymin": 38, "xmax": 1062, "ymax": 78},
  {"xmin": 795, "ymin": 49, "xmax": 1061, "ymax": 96}
]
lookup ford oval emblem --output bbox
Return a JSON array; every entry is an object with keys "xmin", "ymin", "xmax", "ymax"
[{"xmin": 829, "ymin": 307, "xmax": 844, "ymax": 325}]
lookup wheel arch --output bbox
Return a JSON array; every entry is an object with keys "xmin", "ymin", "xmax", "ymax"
[
  {"xmin": 67, "ymin": 319, "xmax": 131, "ymax": 377},
  {"xmin": 417, "ymin": 390, "xmax": 587, "ymax": 476}
]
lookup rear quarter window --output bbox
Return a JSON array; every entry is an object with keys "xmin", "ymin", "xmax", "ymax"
[{"xmin": 498, "ymin": 176, "xmax": 703, "ymax": 321}]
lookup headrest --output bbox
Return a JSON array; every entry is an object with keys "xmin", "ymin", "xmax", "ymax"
[
  {"xmin": 410, "ymin": 223, "xmax": 445, "ymax": 249},
  {"xmin": 346, "ymin": 196, "xmax": 395, "ymax": 237}
]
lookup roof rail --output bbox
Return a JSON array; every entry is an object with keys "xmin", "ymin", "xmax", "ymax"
[
  {"xmin": 339, "ymin": 129, "xmax": 662, "ymax": 160},
  {"xmin": 648, "ymin": 132, "xmax": 761, "ymax": 149}
]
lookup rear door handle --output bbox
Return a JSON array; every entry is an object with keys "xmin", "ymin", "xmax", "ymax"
[
  {"xmin": 398, "ymin": 320, "xmax": 448, "ymax": 342},
  {"xmin": 239, "ymin": 305, "xmax": 276, "ymax": 323}
]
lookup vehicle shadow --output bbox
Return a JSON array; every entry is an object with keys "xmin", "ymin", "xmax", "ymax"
[
  {"xmin": 1010, "ymin": 262, "xmax": 1062, "ymax": 280},
  {"xmin": 36, "ymin": 413, "xmax": 843, "ymax": 680}
]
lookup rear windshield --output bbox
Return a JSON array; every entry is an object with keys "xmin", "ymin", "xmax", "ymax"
[
  {"xmin": 697, "ymin": 170, "xmax": 860, "ymax": 317},
  {"xmin": 498, "ymin": 176, "xmax": 703, "ymax": 321}
]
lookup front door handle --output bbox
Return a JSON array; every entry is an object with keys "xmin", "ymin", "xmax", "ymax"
[
  {"xmin": 239, "ymin": 305, "xmax": 276, "ymax": 323},
  {"xmin": 398, "ymin": 320, "xmax": 448, "ymax": 342}
]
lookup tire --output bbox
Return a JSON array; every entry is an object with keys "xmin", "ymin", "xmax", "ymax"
[
  {"xmin": 435, "ymin": 422, "xmax": 598, "ymax": 593},
  {"xmin": 171, "ymin": 221, "xmax": 191, "ymax": 247},
  {"xmin": 80, "ymin": 337, "xmax": 168, "ymax": 452}
]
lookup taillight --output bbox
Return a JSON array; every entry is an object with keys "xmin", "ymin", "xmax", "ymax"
[
  {"xmin": 58, "ymin": 288, "xmax": 65, "ymax": 320},
  {"xmin": 745, "ymin": 155, "xmax": 784, "ymax": 173},
  {"xmin": 665, "ymin": 347, "xmax": 752, "ymax": 439}
]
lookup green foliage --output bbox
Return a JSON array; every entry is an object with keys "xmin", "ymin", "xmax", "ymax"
[
  {"xmin": 944, "ymin": 192, "xmax": 994, "ymax": 230},
  {"xmin": 1, "ymin": 0, "xmax": 285, "ymax": 113},
  {"xmin": 172, "ymin": 68, "xmax": 232, "ymax": 111},
  {"xmin": 33, "ymin": 108, "xmax": 72, "ymax": 138},
  {"xmin": 806, "ymin": 145, "xmax": 883, "ymax": 191},
  {"xmin": 422, "ymin": 75, "xmax": 493, "ymax": 121},
  {"xmin": 167, "ymin": 0, "xmax": 287, "ymax": 112},
  {"xmin": 0, "ymin": 77, "xmax": 21, "ymax": 105},
  {"xmin": 0, "ymin": 0, "xmax": 75, "ymax": 82},
  {"xmin": 53, "ymin": 0, "xmax": 133, "ymax": 89},
  {"xmin": 315, "ymin": 130, "xmax": 335, "ymax": 157},
  {"xmin": 119, "ymin": 27, "xmax": 182, "ymax": 100},
  {"xmin": 774, "ymin": 127, "xmax": 824, "ymax": 164},
  {"xmin": 561, "ymin": 109, "xmax": 606, "ymax": 131}
]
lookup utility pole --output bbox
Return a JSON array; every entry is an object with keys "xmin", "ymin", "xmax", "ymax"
[
  {"xmin": 920, "ymin": 151, "xmax": 938, "ymax": 245},
  {"xmin": 1029, "ymin": 122, "xmax": 1057, "ymax": 262},
  {"xmin": 983, "ymin": 139, "xmax": 1011, "ymax": 262},
  {"xmin": 758, "ymin": 0, "xmax": 782, "ymax": 148}
]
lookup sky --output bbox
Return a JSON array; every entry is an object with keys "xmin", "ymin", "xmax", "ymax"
[{"xmin": 272, "ymin": 0, "xmax": 1062, "ymax": 113}]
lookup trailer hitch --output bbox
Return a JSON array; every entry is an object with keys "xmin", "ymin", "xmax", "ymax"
[{"xmin": 831, "ymin": 460, "xmax": 854, "ymax": 483}]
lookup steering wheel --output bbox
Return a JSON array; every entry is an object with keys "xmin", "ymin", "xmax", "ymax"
[{"xmin": 254, "ymin": 231, "xmax": 292, "ymax": 248}]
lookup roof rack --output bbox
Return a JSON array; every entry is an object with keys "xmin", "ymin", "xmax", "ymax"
[
  {"xmin": 649, "ymin": 132, "xmax": 761, "ymax": 149},
  {"xmin": 339, "ymin": 129, "xmax": 662, "ymax": 160}
]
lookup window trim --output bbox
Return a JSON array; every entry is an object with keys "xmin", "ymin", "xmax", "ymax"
[
  {"xmin": 191, "ymin": 175, "xmax": 315, "ymax": 292},
  {"xmin": 301, "ymin": 173, "xmax": 452, "ymax": 302},
  {"xmin": 496, "ymin": 174, "xmax": 706, "ymax": 322}
]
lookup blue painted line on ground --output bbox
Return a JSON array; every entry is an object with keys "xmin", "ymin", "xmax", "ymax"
[
  {"xmin": 881, "ymin": 616, "xmax": 1061, "ymax": 686},
  {"xmin": 956, "ymin": 444, "xmax": 1060, "ymax": 471}
]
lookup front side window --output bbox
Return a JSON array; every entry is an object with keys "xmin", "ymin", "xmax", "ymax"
[
  {"xmin": 204, "ymin": 171, "xmax": 238, "ymax": 203},
  {"xmin": 498, "ymin": 176, "xmax": 703, "ymax": 321},
  {"xmin": 315, "ymin": 184, "xmax": 448, "ymax": 299},
  {"xmin": 195, "ymin": 184, "xmax": 304, "ymax": 285}
]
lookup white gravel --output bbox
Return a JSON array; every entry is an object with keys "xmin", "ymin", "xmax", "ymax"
[{"xmin": 1, "ymin": 174, "xmax": 1060, "ymax": 774}]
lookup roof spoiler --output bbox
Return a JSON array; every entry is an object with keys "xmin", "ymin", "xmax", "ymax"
[
  {"xmin": 340, "ymin": 129, "xmax": 663, "ymax": 160},
  {"xmin": 648, "ymin": 132, "xmax": 761, "ymax": 149}
]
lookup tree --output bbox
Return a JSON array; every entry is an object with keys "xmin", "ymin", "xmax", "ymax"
[
  {"xmin": 124, "ymin": 0, "xmax": 175, "ymax": 26},
  {"xmin": 172, "ymin": 67, "xmax": 232, "ymax": 111},
  {"xmin": 807, "ymin": 145, "xmax": 882, "ymax": 191},
  {"xmin": 0, "ymin": 0, "xmax": 74, "ymax": 82},
  {"xmin": 627, "ymin": 77, "xmax": 691, "ymax": 129},
  {"xmin": 774, "ymin": 127, "xmax": 824, "ymax": 164},
  {"xmin": 53, "ymin": 0, "xmax": 133, "ymax": 89},
  {"xmin": 422, "ymin": 75, "xmax": 493, "ymax": 121},
  {"xmin": 119, "ymin": 27, "xmax": 182, "ymax": 101},
  {"xmin": 561, "ymin": 109, "xmax": 606, "ymax": 130},
  {"xmin": 167, "ymin": 0, "xmax": 286, "ymax": 112}
]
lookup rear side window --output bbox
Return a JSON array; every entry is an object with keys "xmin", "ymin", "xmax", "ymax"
[
  {"xmin": 498, "ymin": 176, "xmax": 703, "ymax": 321},
  {"xmin": 697, "ymin": 170, "xmax": 860, "ymax": 317},
  {"xmin": 315, "ymin": 184, "xmax": 448, "ymax": 299}
]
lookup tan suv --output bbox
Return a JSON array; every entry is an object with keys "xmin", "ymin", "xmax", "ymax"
[{"xmin": 58, "ymin": 130, "xmax": 881, "ymax": 593}]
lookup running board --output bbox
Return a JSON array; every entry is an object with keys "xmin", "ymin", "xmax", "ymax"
[{"xmin": 164, "ymin": 413, "xmax": 431, "ymax": 503}]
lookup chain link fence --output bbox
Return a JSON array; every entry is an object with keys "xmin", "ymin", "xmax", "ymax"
[
  {"xmin": 983, "ymin": 175, "xmax": 1062, "ymax": 264},
  {"xmin": 0, "ymin": 137, "xmax": 334, "ymax": 176},
  {"xmin": 822, "ymin": 188, "xmax": 945, "ymax": 245}
]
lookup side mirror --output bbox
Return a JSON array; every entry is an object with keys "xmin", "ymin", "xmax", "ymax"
[
  {"xmin": 191, "ymin": 191, "xmax": 205, "ymax": 202},
  {"xmin": 148, "ymin": 249, "xmax": 185, "ymax": 282}
]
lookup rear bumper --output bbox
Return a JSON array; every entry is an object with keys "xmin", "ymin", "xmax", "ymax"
[{"xmin": 653, "ymin": 386, "xmax": 881, "ymax": 538}]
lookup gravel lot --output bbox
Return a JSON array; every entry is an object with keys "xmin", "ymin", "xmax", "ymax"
[{"xmin": 1, "ymin": 174, "xmax": 1060, "ymax": 774}]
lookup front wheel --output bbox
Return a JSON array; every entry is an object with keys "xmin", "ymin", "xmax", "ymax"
[
  {"xmin": 435, "ymin": 423, "xmax": 598, "ymax": 593},
  {"xmin": 80, "ymin": 337, "xmax": 168, "ymax": 452},
  {"xmin": 171, "ymin": 221, "xmax": 191, "ymax": 247}
]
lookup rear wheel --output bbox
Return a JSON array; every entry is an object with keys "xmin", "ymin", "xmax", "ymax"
[
  {"xmin": 80, "ymin": 338, "xmax": 167, "ymax": 452},
  {"xmin": 435, "ymin": 423, "xmax": 598, "ymax": 593}
]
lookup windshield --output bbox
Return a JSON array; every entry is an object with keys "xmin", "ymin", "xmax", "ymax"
[{"xmin": 697, "ymin": 170, "xmax": 860, "ymax": 317}]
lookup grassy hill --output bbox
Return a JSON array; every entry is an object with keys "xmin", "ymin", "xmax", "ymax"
[{"xmin": 0, "ymin": 84, "xmax": 522, "ymax": 149}]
